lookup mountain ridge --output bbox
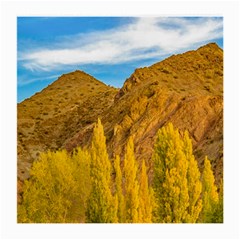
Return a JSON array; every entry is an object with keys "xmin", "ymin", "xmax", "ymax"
[{"xmin": 17, "ymin": 42, "xmax": 223, "ymax": 201}]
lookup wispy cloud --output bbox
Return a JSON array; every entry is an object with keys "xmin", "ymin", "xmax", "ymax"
[
  {"xmin": 18, "ymin": 17, "xmax": 223, "ymax": 72},
  {"xmin": 18, "ymin": 74, "xmax": 60, "ymax": 86}
]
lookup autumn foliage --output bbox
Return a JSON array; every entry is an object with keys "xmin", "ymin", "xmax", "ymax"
[
  {"xmin": 86, "ymin": 119, "xmax": 117, "ymax": 223},
  {"xmin": 18, "ymin": 121, "xmax": 222, "ymax": 223}
]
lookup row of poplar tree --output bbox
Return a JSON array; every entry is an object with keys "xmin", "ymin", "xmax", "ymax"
[{"xmin": 18, "ymin": 119, "xmax": 223, "ymax": 223}]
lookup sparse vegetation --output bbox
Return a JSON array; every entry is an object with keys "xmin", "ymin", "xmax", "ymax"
[
  {"xmin": 205, "ymin": 69, "xmax": 213, "ymax": 79},
  {"xmin": 204, "ymin": 84, "xmax": 212, "ymax": 92}
]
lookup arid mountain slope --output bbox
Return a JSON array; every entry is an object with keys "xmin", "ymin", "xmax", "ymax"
[
  {"xmin": 63, "ymin": 43, "xmax": 223, "ymax": 182},
  {"xmin": 18, "ymin": 43, "xmax": 223, "ymax": 195},
  {"xmin": 17, "ymin": 70, "xmax": 118, "ymax": 182},
  {"xmin": 114, "ymin": 43, "xmax": 223, "ymax": 176}
]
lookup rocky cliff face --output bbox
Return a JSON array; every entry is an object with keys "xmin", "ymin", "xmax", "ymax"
[{"xmin": 18, "ymin": 43, "xmax": 223, "ymax": 194}]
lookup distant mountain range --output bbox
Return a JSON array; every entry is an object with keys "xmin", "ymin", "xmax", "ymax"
[{"xmin": 17, "ymin": 43, "xmax": 223, "ymax": 201}]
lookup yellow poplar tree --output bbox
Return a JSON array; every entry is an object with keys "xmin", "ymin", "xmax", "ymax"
[
  {"xmin": 123, "ymin": 136, "xmax": 139, "ymax": 223},
  {"xmin": 18, "ymin": 150, "xmax": 78, "ymax": 223},
  {"xmin": 138, "ymin": 160, "xmax": 152, "ymax": 223},
  {"xmin": 71, "ymin": 147, "xmax": 91, "ymax": 222},
  {"xmin": 153, "ymin": 123, "xmax": 189, "ymax": 223},
  {"xmin": 183, "ymin": 131, "xmax": 202, "ymax": 223},
  {"xmin": 114, "ymin": 155, "xmax": 125, "ymax": 223},
  {"xmin": 86, "ymin": 118, "xmax": 117, "ymax": 223},
  {"xmin": 201, "ymin": 156, "xmax": 219, "ymax": 223}
]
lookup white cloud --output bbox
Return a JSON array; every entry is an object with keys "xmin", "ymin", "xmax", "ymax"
[
  {"xmin": 18, "ymin": 17, "xmax": 223, "ymax": 72},
  {"xmin": 18, "ymin": 74, "xmax": 60, "ymax": 86}
]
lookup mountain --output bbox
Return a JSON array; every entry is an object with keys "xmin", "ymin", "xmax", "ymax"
[
  {"xmin": 17, "ymin": 43, "xmax": 223, "ymax": 201},
  {"xmin": 17, "ymin": 71, "xmax": 118, "ymax": 198}
]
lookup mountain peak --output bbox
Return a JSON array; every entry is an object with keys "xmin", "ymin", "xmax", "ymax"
[
  {"xmin": 197, "ymin": 42, "xmax": 222, "ymax": 51},
  {"xmin": 50, "ymin": 70, "xmax": 106, "ymax": 88},
  {"xmin": 116, "ymin": 43, "xmax": 223, "ymax": 100}
]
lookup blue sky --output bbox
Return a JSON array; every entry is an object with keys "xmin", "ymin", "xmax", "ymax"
[{"xmin": 17, "ymin": 17, "xmax": 223, "ymax": 102}]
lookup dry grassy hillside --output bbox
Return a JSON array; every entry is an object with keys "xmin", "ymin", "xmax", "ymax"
[{"xmin": 17, "ymin": 70, "xmax": 118, "ymax": 182}]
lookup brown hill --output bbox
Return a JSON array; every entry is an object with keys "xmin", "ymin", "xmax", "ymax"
[
  {"xmin": 17, "ymin": 70, "xmax": 118, "ymax": 182},
  {"xmin": 17, "ymin": 43, "xmax": 223, "ymax": 200}
]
